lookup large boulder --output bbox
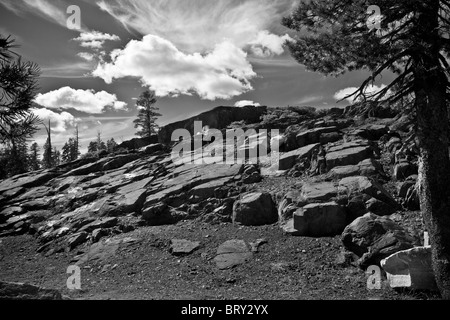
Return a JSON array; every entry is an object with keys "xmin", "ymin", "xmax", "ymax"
[
  {"xmin": 380, "ymin": 246, "xmax": 438, "ymax": 291},
  {"xmin": 292, "ymin": 202, "xmax": 347, "ymax": 237},
  {"xmin": 232, "ymin": 193, "xmax": 277, "ymax": 226},
  {"xmin": 342, "ymin": 213, "xmax": 416, "ymax": 268}
]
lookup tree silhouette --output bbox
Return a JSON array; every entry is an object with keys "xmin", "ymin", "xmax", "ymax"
[{"xmin": 0, "ymin": 34, "xmax": 40, "ymax": 146}]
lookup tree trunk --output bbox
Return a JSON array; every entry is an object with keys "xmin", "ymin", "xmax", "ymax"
[
  {"xmin": 413, "ymin": 1, "xmax": 450, "ymax": 299},
  {"xmin": 415, "ymin": 62, "xmax": 450, "ymax": 300}
]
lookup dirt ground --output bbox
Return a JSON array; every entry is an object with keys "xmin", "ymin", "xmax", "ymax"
[{"xmin": 0, "ymin": 218, "xmax": 440, "ymax": 301}]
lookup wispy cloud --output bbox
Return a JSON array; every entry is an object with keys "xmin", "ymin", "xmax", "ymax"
[
  {"xmin": 97, "ymin": 0, "xmax": 294, "ymax": 54},
  {"xmin": 0, "ymin": 0, "xmax": 86, "ymax": 30},
  {"xmin": 74, "ymin": 31, "xmax": 120, "ymax": 50}
]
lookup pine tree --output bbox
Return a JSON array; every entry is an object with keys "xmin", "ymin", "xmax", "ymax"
[
  {"xmin": 53, "ymin": 147, "xmax": 61, "ymax": 167},
  {"xmin": 133, "ymin": 90, "xmax": 161, "ymax": 138},
  {"xmin": 29, "ymin": 142, "xmax": 40, "ymax": 171},
  {"xmin": 106, "ymin": 138, "xmax": 117, "ymax": 153},
  {"xmin": 283, "ymin": 0, "xmax": 450, "ymax": 298},
  {"xmin": 42, "ymin": 120, "xmax": 53, "ymax": 169},
  {"xmin": 0, "ymin": 35, "xmax": 40, "ymax": 148}
]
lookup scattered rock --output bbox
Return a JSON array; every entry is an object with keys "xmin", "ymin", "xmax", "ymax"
[
  {"xmin": 169, "ymin": 239, "xmax": 201, "ymax": 256},
  {"xmin": 381, "ymin": 247, "xmax": 438, "ymax": 291},
  {"xmin": 214, "ymin": 240, "xmax": 253, "ymax": 270},
  {"xmin": 249, "ymin": 238, "xmax": 268, "ymax": 253},
  {"xmin": 232, "ymin": 193, "xmax": 277, "ymax": 226}
]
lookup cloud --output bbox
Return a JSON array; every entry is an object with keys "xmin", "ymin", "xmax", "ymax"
[
  {"xmin": 234, "ymin": 100, "xmax": 261, "ymax": 108},
  {"xmin": 249, "ymin": 31, "xmax": 293, "ymax": 58},
  {"xmin": 74, "ymin": 31, "xmax": 120, "ymax": 50},
  {"xmin": 77, "ymin": 52, "xmax": 95, "ymax": 61},
  {"xmin": 97, "ymin": 0, "xmax": 293, "ymax": 53},
  {"xmin": 334, "ymin": 84, "xmax": 390, "ymax": 103},
  {"xmin": 93, "ymin": 35, "xmax": 256, "ymax": 100},
  {"xmin": 34, "ymin": 86, "xmax": 128, "ymax": 114},
  {"xmin": 32, "ymin": 108, "xmax": 77, "ymax": 133}
]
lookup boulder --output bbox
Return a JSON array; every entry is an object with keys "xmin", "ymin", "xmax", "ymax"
[
  {"xmin": 338, "ymin": 176, "xmax": 399, "ymax": 209},
  {"xmin": 0, "ymin": 281, "xmax": 63, "ymax": 300},
  {"xmin": 214, "ymin": 240, "xmax": 253, "ymax": 270},
  {"xmin": 292, "ymin": 202, "xmax": 347, "ymax": 237},
  {"xmin": 352, "ymin": 124, "xmax": 389, "ymax": 140},
  {"xmin": 301, "ymin": 182, "xmax": 338, "ymax": 202},
  {"xmin": 278, "ymin": 143, "xmax": 320, "ymax": 170},
  {"xmin": 366, "ymin": 198, "xmax": 397, "ymax": 216},
  {"xmin": 78, "ymin": 217, "xmax": 118, "ymax": 233},
  {"xmin": 233, "ymin": 193, "xmax": 277, "ymax": 226},
  {"xmin": 398, "ymin": 177, "xmax": 417, "ymax": 198},
  {"xmin": 342, "ymin": 213, "xmax": 416, "ymax": 268},
  {"xmin": 327, "ymin": 158, "xmax": 383, "ymax": 179},
  {"xmin": 393, "ymin": 161, "xmax": 418, "ymax": 180},
  {"xmin": 67, "ymin": 231, "xmax": 89, "ymax": 249},
  {"xmin": 296, "ymin": 126, "xmax": 338, "ymax": 147},
  {"xmin": 320, "ymin": 132, "xmax": 342, "ymax": 145},
  {"xmin": 326, "ymin": 141, "xmax": 373, "ymax": 170},
  {"xmin": 381, "ymin": 247, "xmax": 438, "ymax": 291},
  {"xmin": 141, "ymin": 203, "xmax": 174, "ymax": 225}
]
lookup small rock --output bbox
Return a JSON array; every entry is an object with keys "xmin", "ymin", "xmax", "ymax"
[
  {"xmin": 214, "ymin": 240, "xmax": 252, "ymax": 270},
  {"xmin": 169, "ymin": 239, "xmax": 201, "ymax": 256}
]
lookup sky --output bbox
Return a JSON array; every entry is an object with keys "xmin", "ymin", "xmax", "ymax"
[{"xmin": 0, "ymin": 0, "xmax": 393, "ymax": 153}]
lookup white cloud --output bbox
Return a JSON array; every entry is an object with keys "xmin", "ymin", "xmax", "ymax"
[
  {"xmin": 74, "ymin": 31, "xmax": 120, "ymax": 50},
  {"xmin": 334, "ymin": 84, "xmax": 391, "ymax": 103},
  {"xmin": 93, "ymin": 35, "xmax": 256, "ymax": 100},
  {"xmin": 77, "ymin": 52, "xmax": 95, "ymax": 62},
  {"xmin": 34, "ymin": 86, "xmax": 128, "ymax": 114},
  {"xmin": 234, "ymin": 100, "xmax": 261, "ymax": 108},
  {"xmin": 97, "ymin": 0, "xmax": 293, "ymax": 53},
  {"xmin": 32, "ymin": 108, "xmax": 77, "ymax": 133},
  {"xmin": 249, "ymin": 31, "xmax": 293, "ymax": 58}
]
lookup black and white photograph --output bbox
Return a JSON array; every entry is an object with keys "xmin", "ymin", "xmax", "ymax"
[{"xmin": 0, "ymin": 0, "xmax": 449, "ymax": 307}]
